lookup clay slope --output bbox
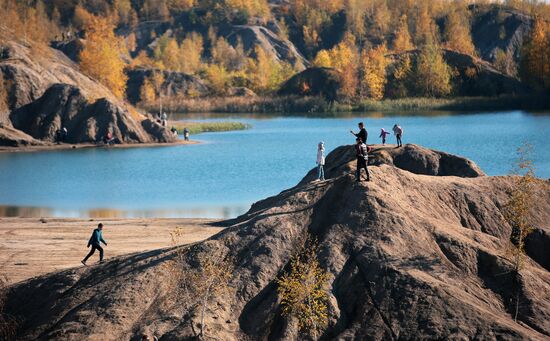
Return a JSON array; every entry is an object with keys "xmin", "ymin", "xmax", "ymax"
[{"xmin": 5, "ymin": 145, "xmax": 550, "ymax": 340}]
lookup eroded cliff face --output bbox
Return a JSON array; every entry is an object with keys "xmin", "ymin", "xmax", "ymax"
[
  {"xmin": 5, "ymin": 145, "xmax": 550, "ymax": 340},
  {"xmin": 0, "ymin": 28, "xmax": 175, "ymax": 146}
]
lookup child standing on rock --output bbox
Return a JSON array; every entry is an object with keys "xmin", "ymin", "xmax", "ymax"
[
  {"xmin": 379, "ymin": 128, "xmax": 391, "ymax": 145},
  {"xmin": 82, "ymin": 223, "xmax": 107, "ymax": 265},
  {"xmin": 316, "ymin": 141, "xmax": 325, "ymax": 181}
]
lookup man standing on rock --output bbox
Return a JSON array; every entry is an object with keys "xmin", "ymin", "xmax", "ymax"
[
  {"xmin": 351, "ymin": 122, "xmax": 368, "ymax": 144},
  {"xmin": 355, "ymin": 137, "xmax": 370, "ymax": 182},
  {"xmin": 82, "ymin": 223, "xmax": 107, "ymax": 265},
  {"xmin": 393, "ymin": 124, "xmax": 403, "ymax": 148}
]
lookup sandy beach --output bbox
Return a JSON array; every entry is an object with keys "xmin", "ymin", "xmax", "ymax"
[{"xmin": 0, "ymin": 217, "xmax": 224, "ymax": 284}]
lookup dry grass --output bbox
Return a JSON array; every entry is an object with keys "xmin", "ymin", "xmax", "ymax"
[{"xmin": 170, "ymin": 121, "xmax": 250, "ymax": 134}]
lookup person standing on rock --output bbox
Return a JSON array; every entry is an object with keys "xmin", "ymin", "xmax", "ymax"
[
  {"xmin": 350, "ymin": 122, "xmax": 368, "ymax": 144},
  {"xmin": 393, "ymin": 124, "xmax": 403, "ymax": 148},
  {"xmin": 379, "ymin": 128, "xmax": 391, "ymax": 145},
  {"xmin": 316, "ymin": 141, "xmax": 326, "ymax": 181},
  {"xmin": 355, "ymin": 137, "xmax": 370, "ymax": 182},
  {"xmin": 81, "ymin": 223, "xmax": 107, "ymax": 265}
]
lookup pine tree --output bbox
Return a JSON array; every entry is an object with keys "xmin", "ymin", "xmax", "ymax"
[
  {"xmin": 414, "ymin": 6, "xmax": 438, "ymax": 47},
  {"xmin": 79, "ymin": 15, "xmax": 128, "ymax": 98}
]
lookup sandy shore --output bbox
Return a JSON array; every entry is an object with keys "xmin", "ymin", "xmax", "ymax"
[
  {"xmin": 0, "ymin": 217, "xmax": 224, "ymax": 284},
  {"xmin": 0, "ymin": 139, "xmax": 199, "ymax": 153}
]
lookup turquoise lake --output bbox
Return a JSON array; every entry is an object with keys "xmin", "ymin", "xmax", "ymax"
[{"xmin": 0, "ymin": 111, "xmax": 549, "ymax": 218}]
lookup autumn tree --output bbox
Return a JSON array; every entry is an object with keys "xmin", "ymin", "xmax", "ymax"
[
  {"xmin": 345, "ymin": 0, "xmax": 368, "ymax": 43},
  {"xmin": 359, "ymin": 44, "xmax": 389, "ymax": 100},
  {"xmin": 165, "ymin": 228, "xmax": 233, "ymax": 340},
  {"xmin": 504, "ymin": 143, "xmax": 537, "ymax": 322},
  {"xmin": 443, "ymin": 8, "xmax": 475, "ymax": 55},
  {"xmin": 413, "ymin": 44, "xmax": 452, "ymax": 97},
  {"xmin": 247, "ymin": 45, "xmax": 294, "ymax": 94},
  {"xmin": 392, "ymin": 14, "xmax": 414, "ymax": 52},
  {"xmin": 277, "ymin": 236, "xmax": 330, "ymax": 338},
  {"xmin": 211, "ymin": 35, "xmax": 246, "ymax": 71},
  {"xmin": 205, "ymin": 64, "xmax": 230, "ymax": 94},
  {"xmin": 390, "ymin": 54, "xmax": 413, "ymax": 97},
  {"xmin": 79, "ymin": 15, "xmax": 128, "ymax": 98},
  {"xmin": 180, "ymin": 32, "xmax": 204, "ymax": 74},
  {"xmin": 414, "ymin": 5, "xmax": 438, "ymax": 47},
  {"xmin": 519, "ymin": 17, "xmax": 550, "ymax": 91}
]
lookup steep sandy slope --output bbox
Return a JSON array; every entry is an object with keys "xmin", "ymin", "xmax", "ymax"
[{"xmin": 5, "ymin": 145, "xmax": 550, "ymax": 340}]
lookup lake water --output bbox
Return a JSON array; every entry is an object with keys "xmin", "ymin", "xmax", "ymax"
[{"xmin": 1, "ymin": 111, "xmax": 549, "ymax": 218}]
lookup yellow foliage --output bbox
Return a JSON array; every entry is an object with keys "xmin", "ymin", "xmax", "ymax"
[
  {"xmin": 414, "ymin": 44, "xmax": 452, "ymax": 97},
  {"xmin": 360, "ymin": 44, "xmax": 389, "ymax": 100},
  {"xmin": 79, "ymin": 15, "xmax": 128, "ymax": 99},
  {"xmin": 276, "ymin": 237, "xmax": 330, "ymax": 337},
  {"xmin": 225, "ymin": 0, "xmax": 270, "ymax": 18},
  {"xmin": 313, "ymin": 49, "xmax": 332, "ymax": 68},
  {"xmin": 180, "ymin": 32, "xmax": 204, "ymax": 74},
  {"xmin": 444, "ymin": 8, "xmax": 475, "ymax": 55},
  {"xmin": 205, "ymin": 64, "xmax": 230, "ymax": 94},
  {"xmin": 520, "ymin": 17, "xmax": 550, "ymax": 90},
  {"xmin": 247, "ymin": 46, "xmax": 294, "ymax": 93},
  {"xmin": 393, "ymin": 15, "xmax": 414, "ymax": 52},
  {"xmin": 414, "ymin": 5, "xmax": 438, "ymax": 47}
]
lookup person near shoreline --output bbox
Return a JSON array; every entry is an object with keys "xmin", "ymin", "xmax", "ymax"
[
  {"xmin": 316, "ymin": 141, "xmax": 326, "ymax": 181},
  {"xmin": 355, "ymin": 137, "xmax": 370, "ymax": 182},
  {"xmin": 170, "ymin": 127, "xmax": 178, "ymax": 137},
  {"xmin": 379, "ymin": 128, "xmax": 391, "ymax": 145},
  {"xmin": 81, "ymin": 223, "xmax": 107, "ymax": 265},
  {"xmin": 350, "ymin": 122, "xmax": 368, "ymax": 144},
  {"xmin": 393, "ymin": 124, "xmax": 403, "ymax": 147},
  {"xmin": 183, "ymin": 127, "xmax": 190, "ymax": 141},
  {"xmin": 161, "ymin": 112, "xmax": 168, "ymax": 127},
  {"xmin": 55, "ymin": 129, "xmax": 62, "ymax": 144}
]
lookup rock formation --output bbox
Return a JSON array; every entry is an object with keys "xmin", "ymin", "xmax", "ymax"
[
  {"xmin": 10, "ymin": 84, "xmax": 174, "ymax": 144},
  {"xmin": 126, "ymin": 68, "xmax": 211, "ymax": 105},
  {"xmin": 5, "ymin": 145, "xmax": 550, "ymax": 340},
  {"xmin": 0, "ymin": 27, "xmax": 175, "ymax": 146},
  {"xmin": 278, "ymin": 67, "xmax": 340, "ymax": 101}
]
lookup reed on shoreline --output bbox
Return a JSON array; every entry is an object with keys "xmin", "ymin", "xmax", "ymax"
[
  {"xmin": 141, "ymin": 95, "xmax": 550, "ymax": 114},
  {"xmin": 170, "ymin": 121, "xmax": 250, "ymax": 134}
]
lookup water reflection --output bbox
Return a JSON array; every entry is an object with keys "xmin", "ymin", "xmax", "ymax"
[{"xmin": 0, "ymin": 205, "xmax": 248, "ymax": 219}]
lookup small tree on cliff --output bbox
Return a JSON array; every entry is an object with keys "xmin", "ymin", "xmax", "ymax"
[
  {"xmin": 79, "ymin": 15, "xmax": 127, "ymax": 98},
  {"xmin": 277, "ymin": 236, "xmax": 330, "ymax": 338},
  {"xmin": 503, "ymin": 143, "xmax": 537, "ymax": 322},
  {"xmin": 519, "ymin": 17, "xmax": 550, "ymax": 91},
  {"xmin": 165, "ymin": 228, "xmax": 233, "ymax": 339}
]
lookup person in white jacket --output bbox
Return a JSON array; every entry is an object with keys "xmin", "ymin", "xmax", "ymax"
[
  {"xmin": 392, "ymin": 124, "xmax": 403, "ymax": 147},
  {"xmin": 316, "ymin": 141, "xmax": 326, "ymax": 181}
]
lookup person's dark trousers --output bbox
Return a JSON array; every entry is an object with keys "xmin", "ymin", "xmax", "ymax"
[
  {"xmin": 356, "ymin": 158, "xmax": 370, "ymax": 181},
  {"xmin": 396, "ymin": 134, "xmax": 402, "ymax": 147},
  {"xmin": 83, "ymin": 244, "xmax": 104, "ymax": 262}
]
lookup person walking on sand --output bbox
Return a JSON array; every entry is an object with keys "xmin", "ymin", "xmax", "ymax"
[
  {"xmin": 316, "ymin": 141, "xmax": 326, "ymax": 181},
  {"xmin": 355, "ymin": 137, "xmax": 370, "ymax": 182},
  {"xmin": 392, "ymin": 124, "xmax": 403, "ymax": 148},
  {"xmin": 379, "ymin": 128, "xmax": 391, "ymax": 145},
  {"xmin": 350, "ymin": 122, "xmax": 368, "ymax": 144},
  {"xmin": 82, "ymin": 223, "xmax": 107, "ymax": 265}
]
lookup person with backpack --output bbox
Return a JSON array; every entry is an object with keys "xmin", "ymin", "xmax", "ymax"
[
  {"xmin": 393, "ymin": 124, "xmax": 403, "ymax": 147},
  {"xmin": 379, "ymin": 128, "xmax": 391, "ymax": 145},
  {"xmin": 355, "ymin": 137, "xmax": 370, "ymax": 182},
  {"xmin": 183, "ymin": 127, "xmax": 190, "ymax": 141},
  {"xmin": 316, "ymin": 141, "xmax": 326, "ymax": 181},
  {"xmin": 81, "ymin": 223, "xmax": 107, "ymax": 265},
  {"xmin": 350, "ymin": 122, "xmax": 368, "ymax": 144}
]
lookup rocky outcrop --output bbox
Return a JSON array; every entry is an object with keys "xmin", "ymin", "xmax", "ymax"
[
  {"xmin": 50, "ymin": 38, "xmax": 84, "ymax": 63},
  {"xmin": 225, "ymin": 25, "xmax": 308, "ymax": 70},
  {"xmin": 278, "ymin": 67, "xmax": 340, "ymax": 101},
  {"xmin": 470, "ymin": 4, "xmax": 533, "ymax": 76},
  {"xmin": 6, "ymin": 146, "xmax": 550, "ymax": 340},
  {"xmin": 126, "ymin": 68, "xmax": 210, "ymax": 104},
  {"xmin": 10, "ymin": 84, "xmax": 174, "ymax": 143},
  {"xmin": 0, "ymin": 125, "xmax": 41, "ymax": 147}
]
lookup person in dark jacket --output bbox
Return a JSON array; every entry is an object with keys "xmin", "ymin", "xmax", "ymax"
[
  {"xmin": 82, "ymin": 223, "xmax": 107, "ymax": 265},
  {"xmin": 350, "ymin": 122, "xmax": 368, "ymax": 144},
  {"xmin": 355, "ymin": 137, "xmax": 370, "ymax": 182}
]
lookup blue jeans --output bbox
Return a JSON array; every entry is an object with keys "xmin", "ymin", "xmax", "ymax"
[{"xmin": 318, "ymin": 164, "xmax": 325, "ymax": 180}]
